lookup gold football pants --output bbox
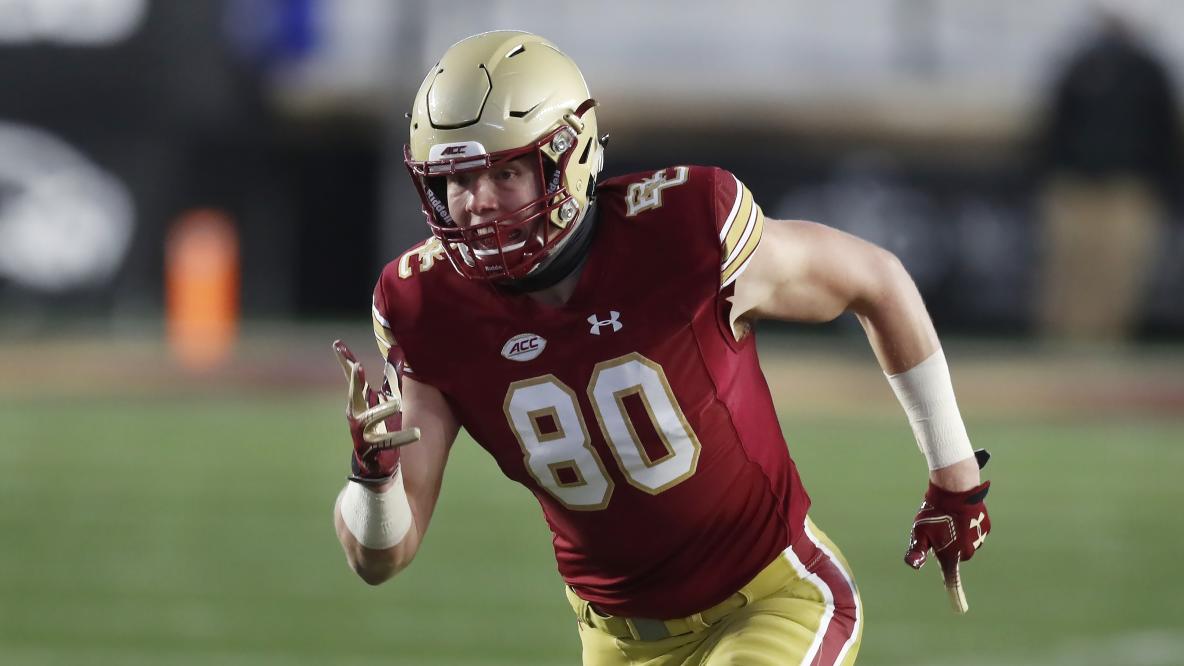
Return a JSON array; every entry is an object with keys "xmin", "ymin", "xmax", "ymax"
[{"xmin": 567, "ymin": 517, "xmax": 862, "ymax": 665}]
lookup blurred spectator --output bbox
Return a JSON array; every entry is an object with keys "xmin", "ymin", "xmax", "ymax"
[{"xmin": 1036, "ymin": 11, "xmax": 1182, "ymax": 343}]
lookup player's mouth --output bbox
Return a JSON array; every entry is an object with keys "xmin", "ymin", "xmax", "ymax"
[{"xmin": 471, "ymin": 227, "xmax": 527, "ymax": 257}]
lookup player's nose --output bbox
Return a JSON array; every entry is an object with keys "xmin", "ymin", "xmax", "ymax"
[{"xmin": 465, "ymin": 176, "xmax": 499, "ymax": 219}]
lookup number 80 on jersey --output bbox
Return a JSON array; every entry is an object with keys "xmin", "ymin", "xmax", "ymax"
[{"xmin": 503, "ymin": 352, "xmax": 702, "ymax": 510}]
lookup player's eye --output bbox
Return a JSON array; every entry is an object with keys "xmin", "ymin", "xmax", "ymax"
[{"xmin": 446, "ymin": 173, "xmax": 472, "ymax": 189}]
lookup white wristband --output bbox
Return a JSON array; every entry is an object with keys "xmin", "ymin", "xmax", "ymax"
[
  {"xmin": 886, "ymin": 348, "xmax": 974, "ymax": 471},
  {"xmin": 337, "ymin": 470, "xmax": 413, "ymax": 549}
]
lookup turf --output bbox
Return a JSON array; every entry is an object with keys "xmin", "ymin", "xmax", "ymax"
[{"xmin": 1, "ymin": 390, "xmax": 1182, "ymax": 665}]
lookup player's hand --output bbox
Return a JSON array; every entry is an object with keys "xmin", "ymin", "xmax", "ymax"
[
  {"xmin": 332, "ymin": 340, "xmax": 421, "ymax": 485},
  {"xmin": 904, "ymin": 449, "xmax": 991, "ymax": 614}
]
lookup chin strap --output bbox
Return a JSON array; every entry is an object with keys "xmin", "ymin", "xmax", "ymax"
[{"xmin": 500, "ymin": 201, "xmax": 599, "ymax": 294}]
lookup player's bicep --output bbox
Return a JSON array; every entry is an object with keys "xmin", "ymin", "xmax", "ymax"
[
  {"xmin": 397, "ymin": 374, "xmax": 460, "ymax": 530},
  {"xmin": 731, "ymin": 218, "xmax": 896, "ymax": 324}
]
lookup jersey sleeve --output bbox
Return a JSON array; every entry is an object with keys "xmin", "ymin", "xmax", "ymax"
[
  {"xmin": 714, "ymin": 171, "xmax": 765, "ymax": 290},
  {"xmin": 371, "ymin": 287, "xmax": 395, "ymax": 361},
  {"xmin": 371, "ymin": 277, "xmax": 415, "ymax": 381}
]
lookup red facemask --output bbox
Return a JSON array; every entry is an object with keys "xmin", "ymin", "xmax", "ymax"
[{"xmin": 404, "ymin": 125, "xmax": 580, "ymax": 282}]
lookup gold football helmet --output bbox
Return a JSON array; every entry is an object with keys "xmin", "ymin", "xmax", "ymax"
[{"xmin": 404, "ymin": 31, "xmax": 604, "ymax": 282}]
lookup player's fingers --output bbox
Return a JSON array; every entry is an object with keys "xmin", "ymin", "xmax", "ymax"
[
  {"xmin": 945, "ymin": 579, "xmax": 969, "ymax": 614},
  {"xmin": 904, "ymin": 549, "xmax": 927, "ymax": 570},
  {"xmin": 904, "ymin": 532, "xmax": 930, "ymax": 570},
  {"xmin": 332, "ymin": 340, "xmax": 356, "ymax": 380},
  {"xmin": 938, "ymin": 552, "xmax": 969, "ymax": 614},
  {"xmin": 332, "ymin": 341, "xmax": 370, "ymax": 415},
  {"xmin": 350, "ymin": 367, "xmax": 374, "ymax": 416},
  {"xmin": 359, "ymin": 398, "xmax": 403, "ymax": 429},
  {"xmin": 359, "ymin": 397, "xmax": 418, "ymax": 447},
  {"xmin": 364, "ymin": 426, "xmax": 422, "ymax": 448},
  {"xmin": 937, "ymin": 549, "xmax": 960, "ymax": 586}
]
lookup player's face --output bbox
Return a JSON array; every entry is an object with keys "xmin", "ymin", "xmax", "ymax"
[{"xmin": 444, "ymin": 155, "xmax": 545, "ymax": 247}]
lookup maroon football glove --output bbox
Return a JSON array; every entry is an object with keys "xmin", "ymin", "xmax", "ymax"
[
  {"xmin": 905, "ymin": 449, "xmax": 991, "ymax": 614},
  {"xmin": 332, "ymin": 340, "xmax": 420, "ymax": 485}
]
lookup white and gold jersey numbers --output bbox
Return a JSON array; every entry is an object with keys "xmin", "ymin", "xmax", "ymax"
[
  {"xmin": 504, "ymin": 375, "xmax": 614, "ymax": 511},
  {"xmin": 503, "ymin": 353, "xmax": 701, "ymax": 510},
  {"xmin": 589, "ymin": 353, "xmax": 700, "ymax": 495},
  {"xmin": 397, "ymin": 237, "xmax": 446, "ymax": 279},
  {"xmin": 719, "ymin": 176, "xmax": 764, "ymax": 289},
  {"xmin": 625, "ymin": 167, "xmax": 689, "ymax": 217}
]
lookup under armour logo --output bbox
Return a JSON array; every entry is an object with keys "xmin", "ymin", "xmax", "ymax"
[
  {"xmin": 970, "ymin": 512, "xmax": 987, "ymax": 549},
  {"xmin": 587, "ymin": 311, "xmax": 623, "ymax": 335}
]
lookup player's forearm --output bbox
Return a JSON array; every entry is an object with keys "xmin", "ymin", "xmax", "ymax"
[
  {"xmin": 334, "ymin": 482, "xmax": 421, "ymax": 585},
  {"xmin": 335, "ymin": 523, "xmax": 420, "ymax": 585},
  {"xmin": 854, "ymin": 251, "xmax": 978, "ymax": 482}
]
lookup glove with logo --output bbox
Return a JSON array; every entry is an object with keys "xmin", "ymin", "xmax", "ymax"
[
  {"xmin": 904, "ymin": 449, "xmax": 992, "ymax": 614},
  {"xmin": 332, "ymin": 340, "xmax": 421, "ymax": 485}
]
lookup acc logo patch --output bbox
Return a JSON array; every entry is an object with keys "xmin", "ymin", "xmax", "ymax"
[{"xmin": 501, "ymin": 333, "xmax": 546, "ymax": 362}]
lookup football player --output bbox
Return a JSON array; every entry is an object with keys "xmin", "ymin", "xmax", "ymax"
[{"xmin": 331, "ymin": 31, "xmax": 992, "ymax": 666}]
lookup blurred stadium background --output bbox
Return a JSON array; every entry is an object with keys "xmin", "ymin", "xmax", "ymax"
[{"xmin": 2, "ymin": 1, "xmax": 1183, "ymax": 664}]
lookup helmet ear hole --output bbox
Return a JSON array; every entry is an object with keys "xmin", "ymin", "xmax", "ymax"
[{"xmin": 578, "ymin": 140, "xmax": 591, "ymax": 165}]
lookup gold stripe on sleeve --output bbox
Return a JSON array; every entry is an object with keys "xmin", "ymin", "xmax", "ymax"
[
  {"xmin": 720, "ymin": 203, "xmax": 764, "ymax": 288},
  {"xmin": 717, "ymin": 175, "xmax": 746, "ymax": 243},
  {"xmin": 372, "ymin": 304, "xmax": 395, "ymax": 359},
  {"xmin": 720, "ymin": 184, "xmax": 755, "ymax": 263}
]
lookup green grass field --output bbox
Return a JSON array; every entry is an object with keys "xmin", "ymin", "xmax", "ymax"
[{"xmin": 2, "ymin": 335, "xmax": 1182, "ymax": 665}]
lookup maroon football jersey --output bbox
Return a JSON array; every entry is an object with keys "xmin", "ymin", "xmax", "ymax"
[{"xmin": 373, "ymin": 165, "xmax": 811, "ymax": 618}]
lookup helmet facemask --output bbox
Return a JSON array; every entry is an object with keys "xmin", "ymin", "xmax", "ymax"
[{"xmin": 405, "ymin": 119, "xmax": 591, "ymax": 282}]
